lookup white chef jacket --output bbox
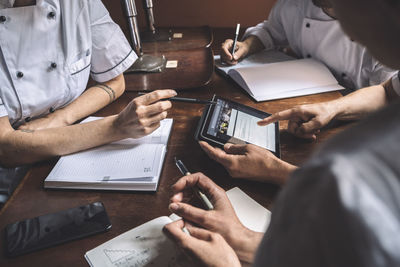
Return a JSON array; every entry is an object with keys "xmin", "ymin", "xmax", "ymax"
[
  {"xmin": 243, "ymin": 0, "xmax": 396, "ymax": 91},
  {"xmin": 254, "ymin": 101, "xmax": 400, "ymax": 267},
  {"xmin": 393, "ymin": 72, "xmax": 400, "ymax": 96},
  {"xmin": 0, "ymin": 0, "xmax": 137, "ymax": 127}
]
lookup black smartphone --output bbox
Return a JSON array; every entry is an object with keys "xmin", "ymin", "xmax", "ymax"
[{"xmin": 5, "ymin": 202, "xmax": 111, "ymax": 257}]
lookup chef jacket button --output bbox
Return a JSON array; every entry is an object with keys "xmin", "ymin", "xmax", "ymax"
[
  {"xmin": 48, "ymin": 11, "xmax": 56, "ymax": 19},
  {"xmin": 17, "ymin": 71, "xmax": 24, "ymax": 78},
  {"xmin": 342, "ymin": 73, "xmax": 347, "ymax": 78},
  {"xmin": 51, "ymin": 62, "xmax": 57, "ymax": 69},
  {"xmin": 306, "ymin": 23, "xmax": 310, "ymax": 28},
  {"xmin": 0, "ymin": 16, "xmax": 6, "ymax": 23},
  {"xmin": 25, "ymin": 117, "xmax": 32, "ymax": 122},
  {"xmin": 306, "ymin": 54, "xmax": 312, "ymax": 58},
  {"xmin": 49, "ymin": 107, "xmax": 55, "ymax": 113}
]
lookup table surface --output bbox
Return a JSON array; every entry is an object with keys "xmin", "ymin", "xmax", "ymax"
[{"xmin": 0, "ymin": 28, "xmax": 350, "ymax": 266}]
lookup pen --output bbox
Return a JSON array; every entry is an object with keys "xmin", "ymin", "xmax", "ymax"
[
  {"xmin": 231, "ymin": 23, "xmax": 240, "ymax": 59},
  {"xmin": 174, "ymin": 157, "xmax": 214, "ymax": 210},
  {"xmin": 138, "ymin": 92, "xmax": 217, "ymax": 105}
]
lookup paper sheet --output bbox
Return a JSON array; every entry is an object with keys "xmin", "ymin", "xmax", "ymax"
[{"xmin": 85, "ymin": 187, "xmax": 271, "ymax": 267}]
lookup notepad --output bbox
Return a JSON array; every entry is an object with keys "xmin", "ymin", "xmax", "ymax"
[
  {"xmin": 84, "ymin": 187, "xmax": 271, "ymax": 267},
  {"xmin": 215, "ymin": 50, "xmax": 344, "ymax": 102},
  {"xmin": 44, "ymin": 117, "xmax": 173, "ymax": 191}
]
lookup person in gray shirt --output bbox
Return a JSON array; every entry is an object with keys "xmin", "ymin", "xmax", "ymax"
[{"xmin": 163, "ymin": 0, "xmax": 400, "ymax": 266}]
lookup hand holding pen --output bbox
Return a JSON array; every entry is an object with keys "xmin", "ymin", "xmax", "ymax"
[
  {"xmin": 165, "ymin": 171, "xmax": 261, "ymax": 262},
  {"xmin": 138, "ymin": 92, "xmax": 217, "ymax": 105},
  {"xmin": 221, "ymin": 24, "xmax": 248, "ymax": 65}
]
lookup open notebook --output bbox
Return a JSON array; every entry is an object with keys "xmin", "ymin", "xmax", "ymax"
[
  {"xmin": 85, "ymin": 187, "xmax": 271, "ymax": 267},
  {"xmin": 215, "ymin": 50, "xmax": 344, "ymax": 102},
  {"xmin": 44, "ymin": 117, "xmax": 173, "ymax": 191}
]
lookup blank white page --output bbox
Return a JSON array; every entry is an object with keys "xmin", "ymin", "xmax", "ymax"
[
  {"xmin": 229, "ymin": 58, "xmax": 340, "ymax": 98},
  {"xmin": 46, "ymin": 144, "xmax": 164, "ymax": 182},
  {"xmin": 226, "ymin": 187, "xmax": 271, "ymax": 233},
  {"xmin": 215, "ymin": 50, "xmax": 295, "ymax": 75}
]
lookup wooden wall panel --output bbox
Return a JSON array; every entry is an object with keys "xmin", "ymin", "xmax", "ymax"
[{"xmin": 102, "ymin": 0, "xmax": 277, "ymax": 29}]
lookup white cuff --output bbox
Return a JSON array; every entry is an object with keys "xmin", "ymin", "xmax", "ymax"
[
  {"xmin": 242, "ymin": 26, "xmax": 275, "ymax": 51},
  {"xmin": 392, "ymin": 72, "xmax": 400, "ymax": 96}
]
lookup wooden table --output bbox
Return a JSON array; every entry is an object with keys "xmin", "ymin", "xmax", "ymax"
[{"xmin": 0, "ymin": 29, "xmax": 349, "ymax": 267}]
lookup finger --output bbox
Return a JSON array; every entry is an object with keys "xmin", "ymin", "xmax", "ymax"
[
  {"xmin": 171, "ymin": 173, "xmax": 224, "ymax": 202},
  {"xmin": 223, "ymin": 143, "xmax": 248, "ymax": 155},
  {"xmin": 288, "ymin": 120, "xmax": 301, "ymax": 135},
  {"xmin": 169, "ymin": 202, "xmax": 210, "ymax": 227},
  {"xmin": 171, "ymin": 191, "xmax": 184, "ymax": 203},
  {"xmin": 185, "ymin": 225, "xmax": 213, "ymax": 241},
  {"xmin": 142, "ymin": 121, "xmax": 161, "ymax": 136},
  {"xmin": 199, "ymin": 141, "xmax": 232, "ymax": 166},
  {"xmin": 257, "ymin": 109, "xmax": 299, "ymax": 126},
  {"xmin": 231, "ymin": 45, "xmax": 246, "ymax": 61},
  {"xmin": 138, "ymin": 111, "xmax": 168, "ymax": 127},
  {"xmin": 297, "ymin": 118, "xmax": 323, "ymax": 135},
  {"xmin": 137, "ymin": 100, "xmax": 172, "ymax": 119},
  {"xmin": 164, "ymin": 220, "xmax": 192, "ymax": 244},
  {"xmin": 221, "ymin": 39, "xmax": 234, "ymax": 55},
  {"xmin": 133, "ymin": 89, "xmax": 177, "ymax": 106}
]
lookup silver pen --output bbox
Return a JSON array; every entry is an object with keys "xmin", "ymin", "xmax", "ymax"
[
  {"xmin": 231, "ymin": 23, "xmax": 240, "ymax": 58},
  {"xmin": 174, "ymin": 157, "xmax": 214, "ymax": 210}
]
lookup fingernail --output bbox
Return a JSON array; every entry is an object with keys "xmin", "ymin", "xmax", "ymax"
[{"xmin": 169, "ymin": 203, "xmax": 179, "ymax": 211}]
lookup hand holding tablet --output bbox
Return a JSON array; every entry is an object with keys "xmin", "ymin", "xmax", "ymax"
[{"xmin": 195, "ymin": 96, "xmax": 280, "ymax": 158}]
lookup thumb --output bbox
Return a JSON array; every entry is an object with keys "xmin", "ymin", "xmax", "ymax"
[
  {"xmin": 232, "ymin": 44, "xmax": 247, "ymax": 61},
  {"xmin": 224, "ymin": 143, "xmax": 248, "ymax": 155}
]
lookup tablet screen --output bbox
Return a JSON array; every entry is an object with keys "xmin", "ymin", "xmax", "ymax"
[{"xmin": 202, "ymin": 97, "xmax": 277, "ymax": 153}]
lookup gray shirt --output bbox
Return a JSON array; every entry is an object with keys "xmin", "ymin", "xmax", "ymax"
[{"xmin": 254, "ymin": 101, "xmax": 400, "ymax": 266}]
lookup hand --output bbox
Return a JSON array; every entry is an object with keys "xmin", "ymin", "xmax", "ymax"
[
  {"xmin": 199, "ymin": 141, "xmax": 296, "ymax": 185},
  {"xmin": 114, "ymin": 89, "xmax": 176, "ymax": 139},
  {"xmin": 221, "ymin": 39, "xmax": 250, "ymax": 65},
  {"xmin": 168, "ymin": 173, "xmax": 263, "ymax": 263},
  {"xmin": 18, "ymin": 110, "xmax": 71, "ymax": 131},
  {"xmin": 258, "ymin": 102, "xmax": 337, "ymax": 140},
  {"xmin": 164, "ymin": 220, "xmax": 241, "ymax": 267}
]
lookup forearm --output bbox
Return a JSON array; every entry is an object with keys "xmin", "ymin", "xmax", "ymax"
[
  {"xmin": 329, "ymin": 84, "xmax": 388, "ymax": 121},
  {"xmin": 0, "ymin": 116, "xmax": 122, "ymax": 167},
  {"xmin": 56, "ymin": 74, "xmax": 125, "ymax": 125}
]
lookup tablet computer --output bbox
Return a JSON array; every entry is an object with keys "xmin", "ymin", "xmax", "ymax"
[{"xmin": 195, "ymin": 96, "xmax": 280, "ymax": 157}]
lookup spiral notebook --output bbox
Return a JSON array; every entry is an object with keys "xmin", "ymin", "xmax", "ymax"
[{"xmin": 44, "ymin": 117, "xmax": 173, "ymax": 191}]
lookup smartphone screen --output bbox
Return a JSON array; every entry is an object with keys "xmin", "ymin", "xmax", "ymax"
[{"xmin": 5, "ymin": 202, "xmax": 111, "ymax": 257}]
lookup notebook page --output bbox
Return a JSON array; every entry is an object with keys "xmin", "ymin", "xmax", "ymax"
[
  {"xmin": 85, "ymin": 217, "xmax": 191, "ymax": 267},
  {"xmin": 46, "ymin": 143, "xmax": 164, "ymax": 182},
  {"xmin": 85, "ymin": 187, "xmax": 271, "ymax": 267},
  {"xmin": 214, "ymin": 49, "xmax": 295, "ymax": 75},
  {"xmin": 81, "ymin": 118, "xmax": 173, "ymax": 146},
  {"xmin": 229, "ymin": 58, "xmax": 340, "ymax": 99},
  {"xmin": 226, "ymin": 187, "xmax": 271, "ymax": 233}
]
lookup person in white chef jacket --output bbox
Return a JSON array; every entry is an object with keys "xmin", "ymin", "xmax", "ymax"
[
  {"xmin": 0, "ymin": 0, "xmax": 176, "ymax": 204},
  {"xmin": 201, "ymin": 0, "xmax": 399, "ymax": 185}
]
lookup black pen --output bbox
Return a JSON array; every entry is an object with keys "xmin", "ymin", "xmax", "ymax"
[
  {"xmin": 231, "ymin": 23, "xmax": 240, "ymax": 59},
  {"xmin": 174, "ymin": 157, "xmax": 214, "ymax": 210},
  {"xmin": 138, "ymin": 92, "xmax": 217, "ymax": 105}
]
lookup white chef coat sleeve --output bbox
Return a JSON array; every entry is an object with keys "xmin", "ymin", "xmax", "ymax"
[
  {"xmin": 242, "ymin": 0, "xmax": 289, "ymax": 50},
  {"xmin": 368, "ymin": 59, "xmax": 397, "ymax": 87},
  {"xmin": 88, "ymin": 0, "xmax": 137, "ymax": 83},
  {"xmin": 391, "ymin": 72, "xmax": 400, "ymax": 96},
  {"xmin": 0, "ymin": 97, "xmax": 7, "ymax": 118}
]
